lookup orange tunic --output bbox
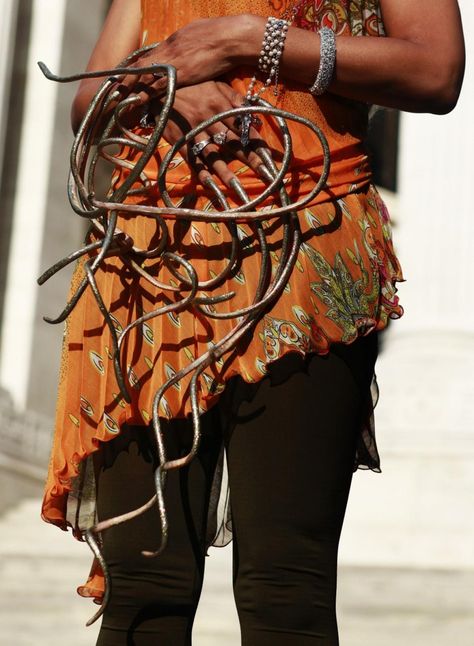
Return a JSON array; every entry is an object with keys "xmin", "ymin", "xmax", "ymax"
[{"xmin": 42, "ymin": 0, "xmax": 403, "ymax": 601}]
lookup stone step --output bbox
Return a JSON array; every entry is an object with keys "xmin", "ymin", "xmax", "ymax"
[{"xmin": 1, "ymin": 497, "xmax": 473, "ymax": 646}]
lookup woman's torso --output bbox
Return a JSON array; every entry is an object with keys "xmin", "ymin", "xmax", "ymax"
[
  {"xmin": 135, "ymin": 0, "xmax": 386, "ymax": 206},
  {"xmin": 140, "ymin": 0, "xmax": 385, "ymax": 158}
]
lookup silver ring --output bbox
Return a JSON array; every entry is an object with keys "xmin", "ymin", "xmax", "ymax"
[
  {"xmin": 212, "ymin": 130, "xmax": 228, "ymax": 145},
  {"xmin": 191, "ymin": 138, "xmax": 212, "ymax": 156}
]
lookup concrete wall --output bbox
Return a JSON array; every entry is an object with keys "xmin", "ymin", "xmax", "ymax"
[
  {"xmin": 27, "ymin": 0, "xmax": 107, "ymax": 416},
  {"xmin": 0, "ymin": 0, "xmax": 108, "ymax": 510},
  {"xmin": 0, "ymin": 0, "xmax": 107, "ymax": 418},
  {"xmin": 339, "ymin": 0, "xmax": 474, "ymax": 569}
]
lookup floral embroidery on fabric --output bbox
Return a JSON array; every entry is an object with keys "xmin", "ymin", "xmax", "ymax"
[
  {"xmin": 268, "ymin": 0, "xmax": 385, "ymax": 36},
  {"xmin": 261, "ymin": 314, "xmax": 312, "ymax": 361}
]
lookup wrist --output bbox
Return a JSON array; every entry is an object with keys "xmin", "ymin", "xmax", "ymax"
[{"xmin": 226, "ymin": 14, "xmax": 266, "ymax": 66}]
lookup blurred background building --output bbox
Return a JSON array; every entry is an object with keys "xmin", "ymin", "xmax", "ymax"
[
  {"xmin": 0, "ymin": 0, "xmax": 473, "ymax": 643},
  {"xmin": 0, "ymin": 0, "xmax": 110, "ymax": 507}
]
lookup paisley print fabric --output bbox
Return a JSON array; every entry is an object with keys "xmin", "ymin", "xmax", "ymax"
[
  {"xmin": 41, "ymin": 0, "xmax": 404, "ymax": 602},
  {"xmin": 268, "ymin": 0, "xmax": 384, "ymax": 35}
]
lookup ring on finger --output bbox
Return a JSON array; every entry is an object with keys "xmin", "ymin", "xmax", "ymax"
[
  {"xmin": 191, "ymin": 138, "xmax": 213, "ymax": 156},
  {"xmin": 212, "ymin": 129, "xmax": 229, "ymax": 145}
]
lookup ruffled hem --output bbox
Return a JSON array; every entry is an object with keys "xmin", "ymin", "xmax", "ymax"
[
  {"xmin": 43, "ymin": 311, "xmax": 402, "ymax": 600},
  {"xmin": 41, "ymin": 303, "xmax": 401, "ymax": 516},
  {"xmin": 68, "ymin": 338, "xmax": 385, "ymax": 604}
]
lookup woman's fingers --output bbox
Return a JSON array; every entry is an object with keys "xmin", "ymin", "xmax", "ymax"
[
  {"xmin": 191, "ymin": 132, "xmax": 237, "ymax": 189},
  {"xmin": 211, "ymin": 83, "xmax": 274, "ymax": 178},
  {"xmin": 190, "ymin": 132, "xmax": 273, "ymax": 205},
  {"xmin": 223, "ymin": 128, "xmax": 272, "ymax": 181},
  {"xmin": 189, "ymin": 103, "xmax": 275, "ymax": 193},
  {"xmin": 113, "ymin": 77, "xmax": 277, "ymax": 197},
  {"xmin": 113, "ymin": 48, "xmax": 170, "ymax": 105},
  {"xmin": 204, "ymin": 122, "xmax": 273, "ymax": 184}
]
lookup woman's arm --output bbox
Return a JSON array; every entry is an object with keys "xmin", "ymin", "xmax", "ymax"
[
  {"xmin": 278, "ymin": 0, "xmax": 466, "ymax": 114},
  {"xmin": 71, "ymin": 0, "xmax": 141, "ymax": 133},
  {"xmin": 68, "ymin": 0, "xmax": 465, "ymax": 192},
  {"xmin": 72, "ymin": 0, "xmax": 465, "ymax": 128},
  {"xmin": 128, "ymin": 0, "xmax": 464, "ymax": 115}
]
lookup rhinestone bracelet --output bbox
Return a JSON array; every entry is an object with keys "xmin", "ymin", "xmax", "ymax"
[
  {"xmin": 240, "ymin": 16, "xmax": 289, "ymax": 146},
  {"xmin": 309, "ymin": 27, "xmax": 337, "ymax": 96}
]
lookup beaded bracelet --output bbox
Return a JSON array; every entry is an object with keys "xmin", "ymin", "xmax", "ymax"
[
  {"xmin": 240, "ymin": 16, "xmax": 289, "ymax": 146},
  {"xmin": 309, "ymin": 27, "xmax": 337, "ymax": 96},
  {"xmin": 258, "ymin": 17, "xmax": 289, "ymax": 91}
]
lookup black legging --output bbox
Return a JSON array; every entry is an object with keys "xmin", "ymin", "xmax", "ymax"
[{"xmin": 95, "ymin": 333, "xmax": 378, "ymax": 645}]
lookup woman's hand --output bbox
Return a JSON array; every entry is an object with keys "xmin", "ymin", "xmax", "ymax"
[
  {"xmin": 150, "ymin": 80, "xmax": 267, "ymax": 193},
  {"xmin": 71, "ymin": 8, "xmax": 263, "ymax": 133},
  {"xmin": 121, "ymin": 15, "xmax": 261, "ymax": 93}
]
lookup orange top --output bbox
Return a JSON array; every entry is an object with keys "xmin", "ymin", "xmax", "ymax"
[{"xmin": 41, "ymin": 0, "xmax": 403, "ymax": 602}]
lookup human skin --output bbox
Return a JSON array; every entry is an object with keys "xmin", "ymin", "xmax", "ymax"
[{"xmin": 71, "ymin": 0, "xmax": 465, "ymax": 185}]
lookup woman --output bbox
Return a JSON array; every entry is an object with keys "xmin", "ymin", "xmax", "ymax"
[{"xmin": 41, "ymin": 1, "xmax": 465, "ymax": 644}]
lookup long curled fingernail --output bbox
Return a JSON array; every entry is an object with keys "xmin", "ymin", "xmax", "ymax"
[
  {"xmin": 257, "ymin": 164, "xmax": 274, "ymax": 182},
  {"xmin": 256, "ymin": 147, "xmax": 277, "ymax": 175},
  {"xmin": 230, "ymin": 177, "xmax": 249, "ymax": 203},
  {"xmin": 203, "ymin": 175, "xmax": 229, "ymax": 209}
]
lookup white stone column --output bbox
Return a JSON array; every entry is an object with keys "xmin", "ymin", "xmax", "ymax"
[
  {"xmin": 339, "ymin": 0, "xmax": 474, "ymax": 569},
  {"xmin": 0, "ymin": 0, "xmax": 67, "ymax": 410},
  {"xmin": 0, "ymin": 1, "xmax": 19, "ymax": 182}
]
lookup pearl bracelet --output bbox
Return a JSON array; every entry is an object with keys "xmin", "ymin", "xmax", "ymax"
[
  {"xmin": 258, "ymin": 17, "xmax": 289, "ymax": 88},
  {"xmin": 309, "ymin": 27, "xmax": 337, "ymax": 96},
  {"xmin": 240, "ymin": 16, "xmax": 289, "ymax": 146},
  {"xmin": 246, "ymin": 16, "xmax": 289, "ymax": 102}
]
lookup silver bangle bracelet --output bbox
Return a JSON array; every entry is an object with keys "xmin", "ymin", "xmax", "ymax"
[{"xmin": 309, "ymin": 27, "xmax": 336, "ymax": 96}]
